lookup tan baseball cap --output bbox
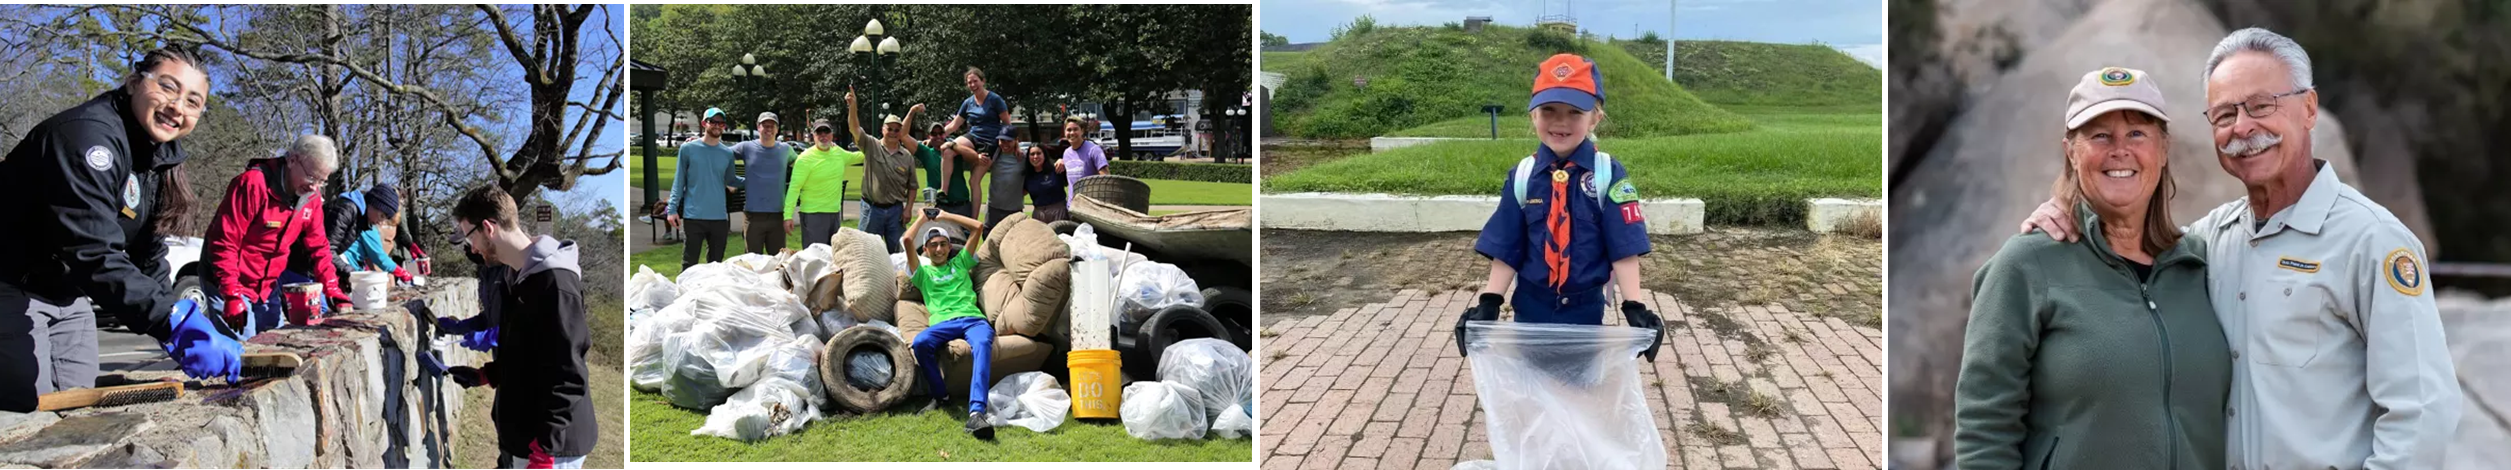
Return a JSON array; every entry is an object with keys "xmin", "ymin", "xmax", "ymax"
[
  {"xmin": 756, "ymin": 112, "xmax": 780, "ymax": 124},
  {"xmin": 2064, "ymin": 67, "xmax": 2170, "ymax": 129}
]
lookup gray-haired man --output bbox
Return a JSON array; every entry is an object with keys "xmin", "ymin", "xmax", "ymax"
[{"xmin": 2025, "ymin": 27, "xmax": 2461, "ymax": 469}]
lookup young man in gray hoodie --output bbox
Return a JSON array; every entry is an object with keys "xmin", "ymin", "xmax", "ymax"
[{"xmin": 441, "ymin": 185, "xmax": 596, "ymax": 468}]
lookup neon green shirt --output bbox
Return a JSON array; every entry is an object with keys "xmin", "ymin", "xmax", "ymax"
[
  {"xmin": 913, "ymin": 247, "xmax": 984, "ymax": 324},
  {"xmin": 784, "ymin": 144, "xmax": 860, "ymax": 219}
]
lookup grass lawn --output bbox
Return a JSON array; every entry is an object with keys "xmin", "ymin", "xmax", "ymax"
[
  {"xmin": 629, "ymin": 390, "xmax": 1252, "ymax": 462},
  {"xmin": 1260, "ymin": 51, "xmax": 1311, "ymax": 73},
  {"xmin": 630, "ymin": 155, "xmax": 1251, "ymax": 206},
  {"xmin": 1265, "ymin": 24, "xmax": 1750, "ymax": 139},
  {"xmin": 1265, "ymin": 106, "xmax": 1880, "ymax": 225}
]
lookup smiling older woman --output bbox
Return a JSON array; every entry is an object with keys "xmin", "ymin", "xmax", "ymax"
[{"xmin": 1949, "ymin": 67, "xmax": 2232, "ymax": 470}]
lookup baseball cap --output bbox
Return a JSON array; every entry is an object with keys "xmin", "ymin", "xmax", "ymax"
[
  {"xmin": 1528, "ymin": 53, "xmax": 1605, "ymax": 111},
  {"xmin": 922, "ymin": 226, "xmax": 952, "ymax": 245},
  {"xmin": 702, "ymin": 107, "xmax": 727, "ymax": 123},
  {"xmin": 811, "ymin": 120, "xmax": 834, "ymax": 133},
  {"xmin": 756, "ymin": 112, "xmax": 779, "ymax": 124},
  {"xmin": 2064, "ymin": 67, "xmax": 2170, "ymax": 129}
]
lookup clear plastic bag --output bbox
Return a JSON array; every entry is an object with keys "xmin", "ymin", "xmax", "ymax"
[
  {"xmin": 676, "ymin": 263, "xmax": 775, "ymax": 294},
  {"xmin": 1117, "ymin": 262, "xmax": 1204, "ymax": 320},
  {"xmin": 1156, "ymin": 338, "xmax": 1252, "ymax": 429},
  {"xmin": 987, "ymin": 372, "xmax": 1072, "ymax": 433},
  {"xmin": 1210, "ymin": 402, "xmax": 1253, "ymax": 439},
  {"xmin": 658, "ymin": 283, "xmax": 809, "ymax": 409},
  {"xmin": 843, "ymin": 348, "xmax": 894, "ymax": 391},
  {"xmin": 627, "ymin": 303, "xmax": 697, "ymax": 392},
  {"xmin": 628, "ymin": 265, "xmax": 680, "ymax": 312},
  {"xmin": 1119, "ymin": 381, "xmax": 1207, "ymax": 440},
  {"xmin": 764, "ymin": 335, "xmax": 826, "ymax": 410},
  {"xmin": 691, "ymin": 377, "xmax": 820, "ymax": 442},
  {"xmin": 1462, "ymin": 321, "xmax": 1665, "ymax": 470}
]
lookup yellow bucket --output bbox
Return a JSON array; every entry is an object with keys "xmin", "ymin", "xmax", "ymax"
[{"xmin": 1067, "ymin": 349, "xmax": 1122, "ymax": 419}]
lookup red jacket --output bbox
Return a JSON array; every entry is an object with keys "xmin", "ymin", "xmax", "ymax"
[{"xmin": 202, "ymin": 158, "xmax": 346, "ymax": 305}]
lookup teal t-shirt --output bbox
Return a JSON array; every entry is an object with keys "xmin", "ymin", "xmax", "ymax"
[{"xmin": 913, "ymin": 247, "xmax": 984, "ymax": 324}]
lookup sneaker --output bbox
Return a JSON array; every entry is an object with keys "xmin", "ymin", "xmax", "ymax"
[
  {"xmin": 965, "ymin": 411, "xmax": 994, "ymax": 440},
  {"xmin": 916, "ymin": 397, "xmax": 943, "ymax": 415}
]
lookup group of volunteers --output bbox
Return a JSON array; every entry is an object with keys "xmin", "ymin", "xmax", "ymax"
[
  {"xmin": 655, "ymin": 65, "xmax": 1113, "ymax": 439},
  {"xmin": 0, "ymin": 46, "xmax": 596, "ymax": 468},
  {"xmin": 662, "ymin": 65, "xmax": 1110, "ymax": 268}
]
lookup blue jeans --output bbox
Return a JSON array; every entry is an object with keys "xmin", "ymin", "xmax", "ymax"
[
  {"xmin": 207, "ymin": 270, "xmax": 327, "ymax": 338},
  {"xmin": 859, "ymin": 201, "xmax": 906, "ymax": 254},
  {"xmin": 911, "ymin": 316, "xmax": 994, "ymax": 413}
]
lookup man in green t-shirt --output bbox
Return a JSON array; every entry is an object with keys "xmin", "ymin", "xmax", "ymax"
[
  {"xmin": 905, "ymin": 209, "xmax": 995, "ymax": 439},
  {"xmin": 918, "ymin": 123, "xmax": 978, "ymax": 219}
]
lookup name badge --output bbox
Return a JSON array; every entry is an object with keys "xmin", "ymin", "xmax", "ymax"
[{"xmin": 2277, "ymin": 257, "xmax": 2320, "ymax": 273}]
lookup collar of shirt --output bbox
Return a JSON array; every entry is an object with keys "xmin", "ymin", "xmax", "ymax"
[
  {"xmin": 2232, "ymin": 159, "xmax": 2340, "ymax": 239},
  {"xmin": 1532, "ymin": 138, "xmax": 1598, "ymax": 170}
]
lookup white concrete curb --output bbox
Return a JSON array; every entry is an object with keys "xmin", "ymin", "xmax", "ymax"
[
  {"xmin": 1261, "ymin": 192, "xmax": 1704, "ymax": 234},
  {"xmin": 1807, "ymin": 198, "xmax": 1882, "ymax": 233},
  {"xmin": 1368, "ymin": 136, "xmax": 1472, "ymax": 152}
]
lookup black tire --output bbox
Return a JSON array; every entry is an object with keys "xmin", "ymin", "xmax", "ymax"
[
  {"xmin": 820, "ymin": 325, "xmax": 918, "ymax": 414},
  {"xmin": 1200, "ymin": 287, "xmax": 1253, "ymax": 351},
  {"xmin": 1046, "ymin": 220, "xmax": 1082, "ymax": 237},
  {"xmin": 1131, "ymin": 305, "xmax": 1228, "ymax": 380}
]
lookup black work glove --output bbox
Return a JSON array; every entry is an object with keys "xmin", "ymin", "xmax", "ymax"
[
  {"xmin": 1621, "ymin": 300, "xmax": 1664, "ymax": 362},
  {"xmin": 1455, "ymin": 293, "xmax": 1504, "ymax": 357},
  {"xmin": 447, "ymin": 365, "xmax": 490, "ymax": 388}
]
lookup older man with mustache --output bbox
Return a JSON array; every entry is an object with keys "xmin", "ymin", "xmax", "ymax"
[{"xmin": 2024, "ymin": 27, "xmax": 2461, "ymax": 469}]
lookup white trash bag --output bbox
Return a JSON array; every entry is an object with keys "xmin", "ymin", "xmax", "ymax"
[
  {"xmin": 1462, "ymin": 321, "xmax": 1665, "ymax": 470},
  {"xmin": 1117, "ymin": 262, "xmax": 1203, "ymax": 320},
  {"xmin": 627, "ymin": 304, "xmax": 698, "ymax": 392},
  {"xmin": 1156, "ymin": 339, "xmax": 1252, "ymax": 429},
  {"xmin": 627, "ymin": 265, "xmax": 680, "ymax": 313},
  {"xmin": 658, "ymin": 284, "xmax": 809, "ymax": 409},
  {"xmin": 986, "ymin": 372, "xmax": 1072, "ymax": 433},
  {"xmin": 676, "ymin": 263, "xmax": 774, "ymax": 293},
  {"xmin": 691, "ymin": 377, "xmax": 820, "ymax": 442},
  {"xmin": 1210, "ymin": 402, "xmax": 1254, "ymax": 439},
  {"xmin": 723, "ymin": 252, "xmax": 783, "ymax": 275},
  {"xmin": 1119, "ymin": 381, "xmax": 1206, "ymax": 440}
]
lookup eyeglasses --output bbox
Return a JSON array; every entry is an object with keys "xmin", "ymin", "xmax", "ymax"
[
  {"xmin": 142, "ymin": 72, "xmax": 207, "ymax": 114},
  {"xmin": 2205, "ymin": 88, "xmax": 2311, "ymax": 128}
]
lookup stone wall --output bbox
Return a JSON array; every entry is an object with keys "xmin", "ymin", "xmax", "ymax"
[{"xmin": 0, "ymin": 280, "xmax": 483, "ymax": 468}]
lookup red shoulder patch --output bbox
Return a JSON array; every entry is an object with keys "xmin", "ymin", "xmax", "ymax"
[{"xmin": 1620, "ymin": 202, "xmax": 1645, "ymax": 224}]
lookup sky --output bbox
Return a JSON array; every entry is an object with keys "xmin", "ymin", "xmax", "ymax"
[
  {"xmin": 40, "ymin": 4, "xmax": 627, "ymax": 219},
  {"xmin": 1260, "ymin": 0, "xmax": 1884, "ymax": 66}
]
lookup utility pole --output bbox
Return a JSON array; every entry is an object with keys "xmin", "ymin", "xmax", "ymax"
[{"xmin": 1667, "ymin": 0, "xmax": 1677, "ymax": 82}]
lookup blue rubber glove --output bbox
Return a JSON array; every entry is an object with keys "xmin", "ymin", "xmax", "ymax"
[
  {"xmin": 415, "ymin": 350, "xmax": 448, "ymax": 377},
  {"xmin": 459, "ymin": 326, "xmax": 498, "ymax": 352},
  {"xmin": 162, "ymin": 299, "xmax": 243, "ymax": 382}
]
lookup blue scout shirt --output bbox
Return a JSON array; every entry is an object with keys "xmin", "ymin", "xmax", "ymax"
[
  {"xmin": 668, "ymin": 139, "xmax": 741, "ymax": 221},
  {"xmin": 1472, "ymin": 140, "xmax": 1651, "ymax": 324}
]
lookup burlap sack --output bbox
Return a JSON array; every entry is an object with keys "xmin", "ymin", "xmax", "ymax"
[{"xmin": 821, "ymin": 228, "xmax": 897, "ymax": 323}]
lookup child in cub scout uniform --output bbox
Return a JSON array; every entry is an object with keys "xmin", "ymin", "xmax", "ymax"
[{"xmin": 1454, "ymin": 53, "xmax": 1664, "ymax": 362}]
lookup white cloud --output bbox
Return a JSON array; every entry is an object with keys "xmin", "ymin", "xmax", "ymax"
[{"xmin": 1836, "ymin": 43, "xmax": 1883, "ymax": 68}]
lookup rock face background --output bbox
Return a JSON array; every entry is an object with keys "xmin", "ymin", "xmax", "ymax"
[
  {"xmin": 1881, "ymin": 0, "xmax": 2466, "ymax": 466},
  {"xmin": 0, "ymin": 281, "xmax": 481, "ymax": 468}
]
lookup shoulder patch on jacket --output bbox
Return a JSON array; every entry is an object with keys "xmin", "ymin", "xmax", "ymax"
[
  {"xmin": 85, "ymin": 146, "xmax": 113, "ymax": 171},
  {"xmin": 1609, "ymin": 179, "xmax": 1639, "ymax": 204},
  {"xmin": 2385, "ymin": 248, "xmax": 2424, "ymax": 296}
]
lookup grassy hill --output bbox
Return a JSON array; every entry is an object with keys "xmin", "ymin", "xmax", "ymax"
[
  {"xmin": 1264, "ymin": 24, "xmax": 1751, "ymax": 139},
  {"xmin": 1617, "ymin": 39, "xmax": 1882, "ymax": 108}
]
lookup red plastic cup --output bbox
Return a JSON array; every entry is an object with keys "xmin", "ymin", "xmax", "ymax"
[{"xmin": 282, "ymin": 282, "xmax": 324, "ymax": 326}]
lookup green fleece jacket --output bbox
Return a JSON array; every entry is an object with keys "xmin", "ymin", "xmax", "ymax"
[{"xmin": 1953, "ymin": 209, "xmax": 2231, "ymax": 470}]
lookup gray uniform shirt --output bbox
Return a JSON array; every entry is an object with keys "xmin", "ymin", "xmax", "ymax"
[{"xmin": 2185, "ymin": 161, "xmax": 2460, "ymax": 470}]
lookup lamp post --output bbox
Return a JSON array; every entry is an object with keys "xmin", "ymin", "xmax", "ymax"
[
  {"xmin": 730, "ymin": 53, "xmax": 769, "ymax": 139},
  {"xmin": 852, "ymin": 19, "xmax": 902, "ymax": 138}
]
